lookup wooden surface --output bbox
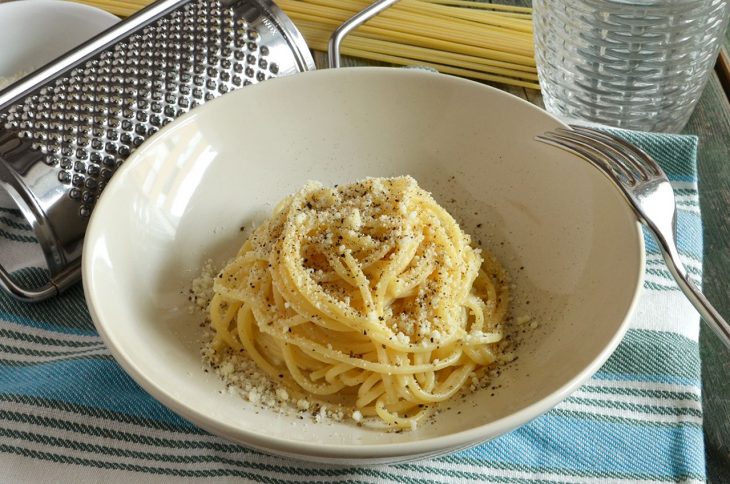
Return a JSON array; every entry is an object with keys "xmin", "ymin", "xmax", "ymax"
[
  {"xmin": 720, "ymin": 21, "xmax": 730, "ymax": 95},
  {"xmin": 690, "ymin": 74, "xmax": 730, "ymax": 483},
  {"xmin": 694, "ymin": 23, "xmax": 730, "ymax": 484}
]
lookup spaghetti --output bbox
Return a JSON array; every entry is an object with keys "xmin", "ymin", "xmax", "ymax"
[{"xmin": 209, "ymin": 176, "xmax": 510, "ymax": 430}]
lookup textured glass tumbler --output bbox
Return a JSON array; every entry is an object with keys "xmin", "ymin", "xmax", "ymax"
[{"xmin": 533, "ymin": 0, "xmax": 730, "ymax": 132}]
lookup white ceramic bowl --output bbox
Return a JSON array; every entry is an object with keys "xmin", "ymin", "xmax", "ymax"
[
  {"xmin": 83, "ymin": 68, "xmax": 644, "ymax": 464},
  {"xmin": 0, "ymin": 0, "xmax": 118, "ymax": 81}
]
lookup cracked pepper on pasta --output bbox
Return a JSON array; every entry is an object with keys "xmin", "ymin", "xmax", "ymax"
[{"xmin": 208, "ymin": 176, "xmax": 510, "ymax": 431}]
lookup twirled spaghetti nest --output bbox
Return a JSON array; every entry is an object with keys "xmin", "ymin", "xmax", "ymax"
[{"xmin": 209, "ymin": 176, "xmax": 509, "ymax": 430}]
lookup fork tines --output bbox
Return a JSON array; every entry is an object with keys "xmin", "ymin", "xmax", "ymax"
[{"xmin": 536, "ymin": 126, "xmax": 665, "ymax": 187}]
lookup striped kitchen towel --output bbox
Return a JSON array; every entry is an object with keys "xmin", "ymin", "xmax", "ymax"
[{"xmin": 0, "ymin": 131, "xmax": 704, "ymax": 482}]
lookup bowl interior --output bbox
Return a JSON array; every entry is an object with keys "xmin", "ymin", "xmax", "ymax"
[{"xmin": 83, "ymin": 68, "xmax": 643, "ymax": 462}]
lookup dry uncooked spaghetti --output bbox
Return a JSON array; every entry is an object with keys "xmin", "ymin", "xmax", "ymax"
[
  {"xmin": 72, "ymin": 0, "xmax": 538, "ymax": 89},
  {"xmin": 209, "ymin": 176, "xmax": 510, "ymax": 430}
]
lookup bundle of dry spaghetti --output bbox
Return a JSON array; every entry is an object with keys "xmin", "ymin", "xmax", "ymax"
[
  {"xmin": 281, "ymin": 0, "xmax": 537, "ymax": 89},
  {"xmin": 72, "ymin": 0, "xmax": 538, "ymax": 89}
]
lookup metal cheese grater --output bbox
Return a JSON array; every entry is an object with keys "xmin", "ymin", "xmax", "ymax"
[{"xmin": 0, "ymin": 0, "xmax": 315, "ymax": 301}]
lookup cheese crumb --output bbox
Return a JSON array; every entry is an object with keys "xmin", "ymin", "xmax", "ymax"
[
  {"xmin": 344, "ymin": 208, "xmax": 362, "ymax": 230},
  {"xmin": 516, "ymin": 315, "xmax": 532, "ymax": 325},
  {"xmin": 189, "ymin": 259, "xmax": 216, "ymax": 313}
]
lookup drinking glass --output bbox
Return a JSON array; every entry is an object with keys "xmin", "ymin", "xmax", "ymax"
[{"xmin": 533, "ymin": 0, "xmax": 730, "ymax": 132}]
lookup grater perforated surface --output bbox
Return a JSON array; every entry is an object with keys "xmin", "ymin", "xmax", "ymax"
[{"xmin": 0, "ymin": 0, "xmax": 314, "ymax": 300}]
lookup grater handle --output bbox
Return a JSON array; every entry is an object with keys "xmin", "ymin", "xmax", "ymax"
[
  {"xmin": 327, "ymin": 0, "xmax": 400, "ymax": 68},
  {"xmin": 0, "ymin": 260, "xmax": 80, "ymax": 302}
]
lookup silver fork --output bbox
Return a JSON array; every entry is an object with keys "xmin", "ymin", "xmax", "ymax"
[{"xmin": 536, "ymin": 125, "xmax": 730, "ymax": 350}]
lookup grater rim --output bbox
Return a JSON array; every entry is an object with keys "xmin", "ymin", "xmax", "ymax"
[{"xmin": 247, "ymin": 0, "xmax": 316, "ymax": 72}]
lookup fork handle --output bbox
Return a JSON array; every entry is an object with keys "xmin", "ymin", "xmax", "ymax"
[{"xmin": 659, "ymin": 247, "xmax": 730, "ymax": 350}]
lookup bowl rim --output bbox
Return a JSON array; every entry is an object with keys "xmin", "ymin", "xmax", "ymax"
[{"xmin": 83, "ymin": 67, "xmax": 645, "ymax": 461}]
